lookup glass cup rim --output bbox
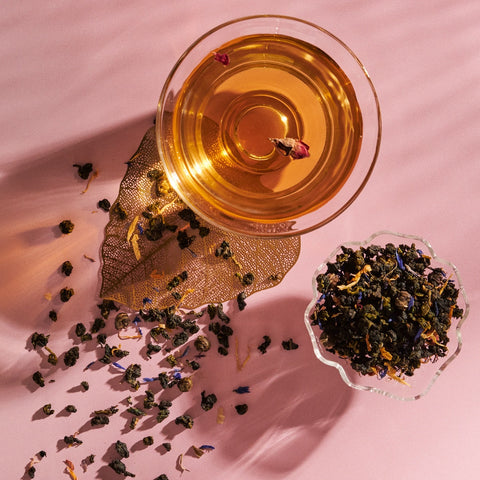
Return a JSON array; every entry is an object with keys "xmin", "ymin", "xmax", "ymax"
[{"xmin": 156, "ymin": 15, "xmax": 382, "ymax": 238}]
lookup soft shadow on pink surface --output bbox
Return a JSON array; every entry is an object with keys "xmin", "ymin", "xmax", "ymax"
[
  {"xmin": 0, "ymin": 112, "xmax": 155, "ymax": 378},
  {"xmin": 2, "ymin": 116, "xmax": 352, "ymax": 480},
  {"xmin": 173, "ymin": 295, "xmax": 355, "ymax": 476}
]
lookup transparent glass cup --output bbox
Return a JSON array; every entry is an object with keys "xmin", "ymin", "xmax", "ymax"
[
  {"xmin": 304, "ymin": 231, "xmax": 469, "ymax": 400},
  {"xmin": 156, "ymin": 15, "xmax": 381, "ymax": 237}
]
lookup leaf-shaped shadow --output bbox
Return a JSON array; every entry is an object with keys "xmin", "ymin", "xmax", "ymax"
[{"xmin": 100, "ymin": 127, "xmax": 301, "ymax": 310}]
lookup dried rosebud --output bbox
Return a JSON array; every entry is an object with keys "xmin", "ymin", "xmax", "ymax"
[
  {"xmin": 213, "ymin": 52, "xmax": 230, "ymax": 65},
  {"xmin": 269, "ymin": 137, "xmax": 310, "ymax": 159},
  {"xmin": 290, "ymin": 140, "xmax": 310, "ymax": 159}
]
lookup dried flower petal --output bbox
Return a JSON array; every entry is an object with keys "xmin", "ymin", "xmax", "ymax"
[
  {"xmin": 269, "ymin": 138, "xmax": 310, "ymax": 159},
  {"xmin": 213, "ymin": 52, "xmax": 230, "ymax": 65}
]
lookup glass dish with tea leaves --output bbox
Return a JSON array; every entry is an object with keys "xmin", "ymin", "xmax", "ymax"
[{"xmin": 304, "ymin": 231, "xmax": 468, "ymax": 400}]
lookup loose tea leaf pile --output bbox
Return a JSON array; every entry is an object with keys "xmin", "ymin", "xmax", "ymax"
[
  {"xmin": 310, "ymin": 243, "xmax": 464, "ymax": 383},
  {"xmin": 24, "ymin": 124, "xmax": 304, "ymax": 478}
]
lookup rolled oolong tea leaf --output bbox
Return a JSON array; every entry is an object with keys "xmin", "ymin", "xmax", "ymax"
[
  {"xmin": 59, "ymin": 220, "xmax": 74, "ymax": 235},
  {"xmin": 61, "ymin": 261, "xmax": 73, "ymax": 276},
  {"xmin": 48, "ymin": 310, "xmax": 57, "ymax": 322},
  {"xmin": 235, "ymin": 272, "xmax": 255, "ymax": 286},
  {"xmin": 143, "ymin": 436, "xmax": 154, "ymax": 446},
  {"xmin": 115, "ymin": 440, "xmax": 130, "ymax": 458},
  {"xmin": 143, "ymin": 390, "xmax": 157, "ymax": 409},
  {"xmin": 91, "ymin": 414, "xmax": 110, "ymax": 426},
  {"xmin": 80, "ymin": 381, "xmax": 89, "ymax": 391},
  {"xmin": 177, "ymin": 230, "xmax": 195, "ymax": 249},
  {"xmin": 216, "ymin": 303, "xmax": 230, "ymax": 323},
  {"xmin": 98, "ymin": 299, "xmax": 119, "ymax": 319},
  {"xmin": 65, "ymin": 405, "xmax": 77, "ymax": 413},
  {"xmin": 32, "ymin": 371, "xmax": 45, "ymax": 387},
  {"xmin": 207, "ymin": 304, "xmax": 217, "ymax": 319},
  {"xmin": 215, "ymin": 240, "xmax": 233, "ymax": 259},
  {"xmin": 64, "ymin": 435, "xmax": 82, "ymax": 446},
  {"xmin": 200, "ymin": 391, "xmax": 217, "ymax": 411},
  {"xmin": 42, "ymin": 404, "xmax": 54, "ymax": 416},
  {"xmin": 91, "ymin": 317, "xmax": 105, "ymax": 333},
  {"xmin": 154, "ymin": 475, "xmax": 169, "ymax": 480},
  {"xmin": 60, "ymin": 287, "xmax": 74, "ymax": 302},
  {"xmin": 75, "ymin": 323, "xmax": 87, "ymax": 338},
  {"xmin": 146, "ymin": 343, "xmax": 162, "ymax": 358},
  {"xmin": 258, "ymin": 335, "xmax": 271, "ymax": 354},
  {"xmin": 311, "ymin": 242, "xmax": 465, "ymax": 382},
  {"xmin": 218, "ymin": 346, "xmax": 228, "ymax": 356},
  {"xmin": 109, "ymin": 459, "xmax": 135, "ymax": 477},
  {"xmin": 98, "ymin": 198, "xmax": 111, "ymax": 212},
  {"xmin": 175, "ymin": 414, "xmax": 194, "ymax": 429},
  {"xmin": 282, "ymin": 338, "xmax": 299, "ymax": 350},
  {"xmin": 162, "ymin": 443, "xmax": 172, "ymax": 452},
  {"xmin": 112, "ymin": 202, "xmax": 128, "ymax": 220},
  {"xmin": 47, "ymin": 351, "xmax": 58, "ymax": 365},
  {"xmin": 94, "ymin": 405, "xmax": 119, "ymax": 416},
  {"xmin": 31, "ymin": 332, "xmax": 49, "ymax": 349},
  {"xmin": 127, "ymin": 407, "xmax": 146, "ymax": 417},
  {"xmin": 236, "ymin": 291, "xmax": 247, "ymax": 311},
  {"xmin": 235, "ymin": 404, "xmax": 248, "ymax": 415},
  {"xmin": 73, "ymin": 163, "xmax": 93, "ymax": 179},
  {"xmin": 124, "ymin": 363, "xmax": 142, "ymax": 390},
  {"xmin": 172, "ymin": 331, "xmax": 189, "ymax": 347},
  {"xmin": 64, "ymin": 346, "xmax": 80, "ymax": 367}
]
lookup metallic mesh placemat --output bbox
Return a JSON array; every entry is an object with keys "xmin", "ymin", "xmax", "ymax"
[{"xmin": 100, "ymin": 127, "xmax": 301, "ymax": 310}]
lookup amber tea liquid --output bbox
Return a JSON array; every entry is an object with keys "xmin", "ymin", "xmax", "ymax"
[{"xmin": 168, "ymin": 34, "xmax": 363, "ymax": 222}]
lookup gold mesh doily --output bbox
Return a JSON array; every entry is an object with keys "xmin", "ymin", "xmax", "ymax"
[{"xmin": 100, "ymin": 127, "xmax": 301, "ymax": 310}]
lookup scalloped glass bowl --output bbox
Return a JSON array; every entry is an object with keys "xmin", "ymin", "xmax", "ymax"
[{"xmin": 304, "ymin": 231, "xmax": 469, "ymax": 400}]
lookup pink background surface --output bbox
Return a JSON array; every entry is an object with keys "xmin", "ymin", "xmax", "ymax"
[{"xmin": 1, "ymin": 1, "xmax": 479, "ymax": 479}]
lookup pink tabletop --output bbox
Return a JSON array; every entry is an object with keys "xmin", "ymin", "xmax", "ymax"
[{"xmin": 1, "ymin": 1, "xmax": 479, "ymax": 479}]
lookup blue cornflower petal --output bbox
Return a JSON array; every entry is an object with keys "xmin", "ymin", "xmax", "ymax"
[
  {"xmin": 112, "ymin": 362, "xmax": 126, "ymax": 370},
  {"xmin": 199, "ymin": 445, "xmax": 215, "ymax": 451},
  {"xmin": 414, "ymin": 328, "xmax": 423, "ymax": 342},
  {"xmin": 143, "ymin": 297, "xmax": 152, "ymax": 305},
  {"xmin": 407, "ymin": 296, "xmax": 414, "ymax": 311},
  {"xmin": 395, "ymin": 250, "xmax": 405, "ymax": 270},
  {"xmin": 233, "ymin": 386, "xmax": 250, "ymax": 394},
  {"xmin": 173, "ymin": 372, "xmax": 182, "ymax": 380},
  {"xmin": 179, "ymin": 346, "xmax": 190, "ymax": 358}
]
